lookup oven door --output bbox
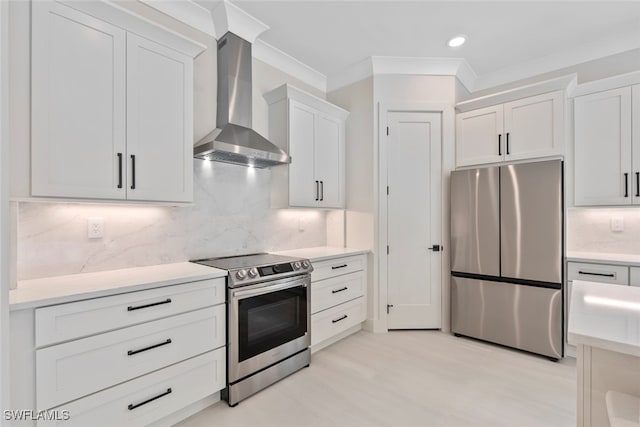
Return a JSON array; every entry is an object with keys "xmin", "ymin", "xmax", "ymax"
[{"xmin": 228, "ymin": 274, "xmax": 310, "ymax": 382}]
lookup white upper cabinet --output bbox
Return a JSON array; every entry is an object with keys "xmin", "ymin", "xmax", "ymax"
[
  {"xmin": 31, "ymin": 1, "xmax": 202, "ymax": 203},
  {"xmin": 265, "ymin": 84, "xmax": 348, "ymax": 209},
  {"xmin": 456, "ymin": 104, "xmax": 504, "ymax": 167},
  {"xmin": 455, "ymin": 91, "xmax": 564, "ymax": 167},
  {"xmin": 126, "ymin": 34, "xmax": 193, "ymax": 202},
  {"xmin": 574, "ymin": 86, "xmax": 634, "ymax": 206},
  {"xmin": 31, "ymin": 2, "xmax": 127, "ymax": 199}
]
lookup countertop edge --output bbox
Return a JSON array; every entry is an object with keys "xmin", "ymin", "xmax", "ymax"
[
  {"xmin": 568, "ymin": 332, "xmax": 640, "ymax": 358},
  {"xmin": 272, "ymin": 246, "xmax": 370, "ymax": 262},
  {"xmin": 566, "ymin": 251, "xmax": 640, "ymax": 267},
  {"xmin": 10, "ymin": 264, "xmax": 227, "ymax": 311}
]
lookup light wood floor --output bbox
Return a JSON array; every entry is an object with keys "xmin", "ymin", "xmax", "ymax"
[{"xmin": 177, "ymin": 331, "xmax": 576, "ymax": 427}]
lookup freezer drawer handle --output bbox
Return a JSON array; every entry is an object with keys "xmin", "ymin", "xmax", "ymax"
[
  {"xmin": 127, "ymin": 298, "xmax": 172, "ymax": 312},
  {"xmin": 128, "ymin": 388, "xmax": 172, "ymax": 411},
  {"xmin": 331, "ymin": 287, "xmax": 348, "ymax": 294},
  {"xmin": 331, "ymin": 264, "xmax": 348, "ymax": 270},
  {"xmin": 332, "ymin": 315, "xmax": 348, "ymax": 323},
  {"xmin": 127, "ymin": 338, "xmax": 172, "ymax": 356},
  {"xmin": 578, "ymin": 270, "xmax": 615, "ymax": 278}
]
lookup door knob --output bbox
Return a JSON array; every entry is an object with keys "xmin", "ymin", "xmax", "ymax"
[{"xmin": 428, "ymin": 245, "xmax": 441, "ymax": 252}]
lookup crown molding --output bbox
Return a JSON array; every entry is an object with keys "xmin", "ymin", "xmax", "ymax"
[
  {"xmin": 474, "ymin": 23, "xmax": 640, "ymax": 92},
  {"xmin": 327, "ymin": 56, "xmax": 477, "ymax": 93},
  {"xmin": 211, "ymin": 0, "xmax": 268, "ymax": 43},
  {"xmin": 571, "ymin": 70, "xmax": 640, "ymax": 98},
  {"xmin": 253, "ymin": 40, "xmax": 327, "ymax": 93},
  {"xmin": 138, "ymin": 0, "xmax": 215, "ymax": 37}
]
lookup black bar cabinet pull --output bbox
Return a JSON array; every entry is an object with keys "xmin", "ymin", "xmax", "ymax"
[
  {"xmin": 506, "ymin": 132, "xmax": 510, "ymax": 155},
  {"xmin": 498, "ymin": 134, "xmax": 502, "ymax": 156},
  {"xmin": 331, "ymin": 264, "xmax": 348, "ymax": 270},
  {"xmin": 578, "ymin": 271, "xmax": 615, "ymax": 278},
  {"xmin": 315, "ymin": 181, "xmax": 319, "ymax": 201},
  {"xmin": 331, "ymin": 287, "xmax": 348, "ymax": 294},
  {"xmin": 320, "ymin": 181, "xmax": 324, "ymax": 201},
  {"xmin": 117, "ymin": 153, "xmax": 123, "ymax": 189},
  {"xmin": 127, "ymin": 298, "xmax": 172, "ymax": 312},
  {"xmin": 128, "ymin": 388, "xmax": 172, "ymax": 411},
  {"xmin": 130, "ymin": 155, "xmax": 136, "ymax": 190},
  {"xmin": 332, "ymin": 315, "xmax": 348, "ymax": 324},
  {"xmin": 127, "ymin": 338, "xmax": 172, "ymax": 356},
  {"xmin": 636, "ymin": 172, "xmax": 639, "ymax": 197},
  {"xmin": 624, "ymin": 173, "xmax": 629, "ymax": 197}
]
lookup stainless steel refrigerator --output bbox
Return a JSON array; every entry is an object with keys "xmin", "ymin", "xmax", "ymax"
[{"xmin": 450, "ymin": 159, "xmax": 563, "ymax": 360}]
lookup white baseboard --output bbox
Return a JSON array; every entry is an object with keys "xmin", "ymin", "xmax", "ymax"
[
  {"xmin": 151, "ymin": 392, "xmax": 220, "ymax": 427},
  {"xmin": 311, "ymin": 324, "xmax": 362, "ymax": 354}
]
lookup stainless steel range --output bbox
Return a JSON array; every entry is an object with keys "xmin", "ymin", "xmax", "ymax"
[{"xmin": 192, "ymin": 253, "xmax": 313, "ymax": 406}]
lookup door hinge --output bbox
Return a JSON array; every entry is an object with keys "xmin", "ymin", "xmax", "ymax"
[
  {"xmin": 386, "ymin": 245, "xmax": 390, "ymax": 255},
  {"xmin": 386, "ymin": 126, "xmax": 389, "ymax": 136},
  {"xmin": 387, "ymin": 304, "xmax": 393, "ymax": 314}
]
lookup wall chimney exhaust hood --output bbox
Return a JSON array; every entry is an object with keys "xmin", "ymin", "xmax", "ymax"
[{"xmin": 194, "ymin": 32, "xmax": 290, "ymax": 168}]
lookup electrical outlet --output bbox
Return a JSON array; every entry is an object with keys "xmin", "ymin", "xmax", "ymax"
[
  {"xmin": 87, "ymin": 217, "xmax": 104, "ymax": 239},
  {"xmin": 610, "ymin": 216, "xmax": 624, "ymax": 232}
]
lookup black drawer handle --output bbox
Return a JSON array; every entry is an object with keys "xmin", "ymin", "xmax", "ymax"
[
  {"xmin": 127, "ymin": 298, "xmax": 172, "ymax": 312},
  {"xmin": 331, "ymin": 264, "xmax": 348, "ymax": 270},
  {"xmin": 332, "ymin": 315, "xmax": 348, "ymax": 324},
  {"xmin": 128, "ymin": 388, "xmax": 172, "ymax": 410},
  {"xmin": 127, "ymin": 339, "xmax": 172, "ymax": 356},
  {"xmin": 331, "ymin": 287, "xmax": 348, "ymax": 294},
  {"xmin": 578, "ymin": 271, "xmax": 615, "ymax": 278}
]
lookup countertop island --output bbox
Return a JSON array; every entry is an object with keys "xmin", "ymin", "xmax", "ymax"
[{"xmin": 569, "ymin": 280, "xmax": 640, "ymax": 427}]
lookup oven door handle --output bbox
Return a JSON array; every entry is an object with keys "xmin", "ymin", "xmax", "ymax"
[{"xmin": 232, "ymin": 279, "xmax": 307, "ymax": 299}]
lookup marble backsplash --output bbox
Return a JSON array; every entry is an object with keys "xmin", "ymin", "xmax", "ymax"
[
  {"xmin": 16, "ymin": 160, "xmax": 328, "ymax": 281},
  {"xmin": 567, "ymin": 207, "xmax": 640, "ymax": 254}
]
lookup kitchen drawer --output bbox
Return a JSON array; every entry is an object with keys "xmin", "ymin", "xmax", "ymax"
[
  {"xmin": 630, "ymin": 267, "xmax": 640, "ymax": 287},
  {"xmin": 311, "ymin": 255, "xmax": 364, "ymax": 282},
  {"xmin": 311, "ymin": 271, "xmax": 364, "ymax": 314},
  {"xmin": 36, "ymin": 278, "xmax": 225, "ymax": 347},
  {"xmin": 36, "ymin": 305, "xmax": 225, "ymax": 410},
  {"xmin": 311, "ymin": 296, "xmax": 365, "ymax": 346},
  {"xmin": 567, "ymin": 262, "xmax": 628, "ymax": 285},
  {"xmin": 39, "ymin": 348, "xmax": 225, "ymax": 427}
]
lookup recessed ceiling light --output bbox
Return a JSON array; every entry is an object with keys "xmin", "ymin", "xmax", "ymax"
[{"xmin": 448, "ymin": 35, "xmax": 467, "ymax": 48}]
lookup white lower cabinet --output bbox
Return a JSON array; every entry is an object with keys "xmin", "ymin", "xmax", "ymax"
[
  {"xmin": 39, "ymin": 349, "xmax": 225, "ymax": 427},
  {"xmin": 13, "ymin": 277, "xmax": 227, "ymax": 427},
  {"xmin": 309, "ymin": 253, "xmax": 367, "ymax": 349},
  {"xmin": 36, "ymin": 305, "xmax": 224, "ymax": 410}
]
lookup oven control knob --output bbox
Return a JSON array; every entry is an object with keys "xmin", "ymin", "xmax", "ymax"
[
  {"xmin": 248, "ymin": 268, "xmax": 258, "ymax": 278},
  {"xmin": 293, "ymin": 261, "xmax": 302, "ymax": 270},
  {"xmin": 236, "ymin": 269, "xmax": 247, "ymax": 280},
  {"xmin": 302, "ymin": 260, "xmax": 310, "ymax": 269}
]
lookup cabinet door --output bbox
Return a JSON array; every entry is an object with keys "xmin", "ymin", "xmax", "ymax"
[
  {"xmin": 315, "ymin": 113, "xmax": 345, "ymax": 208},
  {"xmin": 455, "ymin": 104, "xmax": 504, "ymax": 167},
  {"xmin": 574, "ymin": 87, "xmax": 632, "ymax": 206},
  {"xmin": 633, "ymin": 85, "xmax": 640, "ymax": 204},
  {"xmin": 288, "ymin": 100, "xmax": 318, "ymax": 207},
  {"xmin": 31, "ymin": 1, "xmax": 126, "ymax": 199},
  {"xmin": 503, "ymin": 91, "xmax": 564, "ymax": 161},
  {"xmin": 126, "ymin": 34, "xmax": 193, "ymax": 202}
]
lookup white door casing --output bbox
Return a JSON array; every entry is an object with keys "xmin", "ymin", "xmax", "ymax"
[{"xmin": 386, "ymin": 111, "xmax": 442, "ymax": 329}]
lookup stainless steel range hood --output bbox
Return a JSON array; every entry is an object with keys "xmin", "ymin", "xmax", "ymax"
[{"xmin": 194, "ymin": 32, "xmax": 291, "ymax": 168}]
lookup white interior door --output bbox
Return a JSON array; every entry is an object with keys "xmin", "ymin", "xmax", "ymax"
[{"xmin": 386, "ymin": 111, "xmax": 442, "ymax": 329}]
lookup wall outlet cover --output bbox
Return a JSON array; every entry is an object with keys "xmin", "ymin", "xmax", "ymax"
[
  {"xmin": 610, "ymin": 216, "xmax": 624, "ymax": 232},
  {"xmin": 87, "ymin": 217, "xmax": 105, "ymax": 239}
]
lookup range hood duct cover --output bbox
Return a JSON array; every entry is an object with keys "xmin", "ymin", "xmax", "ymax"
[{"xmin": 194, "ymin": 32, "xmax": 290, "ymax": 168}]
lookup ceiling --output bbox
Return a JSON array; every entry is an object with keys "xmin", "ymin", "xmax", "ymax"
[{"xmin": 194, "ymin": 1, "xmax": 640, "ymax": 90}]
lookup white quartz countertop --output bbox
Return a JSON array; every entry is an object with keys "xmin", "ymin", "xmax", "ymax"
[
  {"xmin": 568, "ymin": 280, "xmax": 640, "ymax": 357},
  {"xmin": 273, "ymin": 246, "xmax": 369, "ymax": 262},
  {"xmin": 10, "ymin": 262, "xmax": 227, "ymax": 311},
  {"xmin": 567, "ymin": 251, "xmax": 640, "ymax": 266}
]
